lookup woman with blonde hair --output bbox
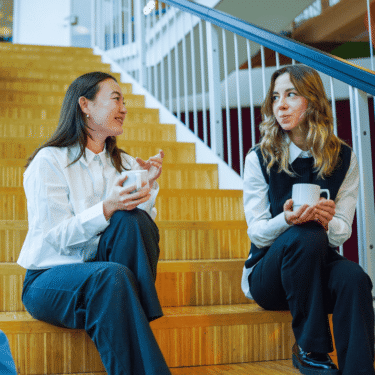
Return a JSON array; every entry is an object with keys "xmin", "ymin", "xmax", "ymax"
[{"xmin": 241, "ymin": 65, "xmax": 374, "ymax": 375}]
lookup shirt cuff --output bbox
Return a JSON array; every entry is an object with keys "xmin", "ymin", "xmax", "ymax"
[
  {"xmin": 272, "ymin": 211, "xmax": 292, "ymax": 231},
  {"xmin": 81, "ymin": 201, "xmax": 110, "ymax": 234}
]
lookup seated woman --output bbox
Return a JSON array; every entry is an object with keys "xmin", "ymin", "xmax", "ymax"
[
  {"xmin": 241, "ymin": 65, "xmax": 374, "ymax": 375},
  {"xmin": 18, "ymin": 71, "xmax": 171, "ymax": 375}
]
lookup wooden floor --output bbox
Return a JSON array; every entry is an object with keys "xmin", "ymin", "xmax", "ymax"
[{"xmin": 170, "ymin": 360, "xmax": 300, "ymax": 374}]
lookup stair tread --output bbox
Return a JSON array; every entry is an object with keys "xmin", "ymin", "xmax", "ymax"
[
  {"xmin": 0, "ymin": 159, "xmax": 215, "ymax": 169},
  {"xmin": 0, "ymin": 304, "xmax": 292, "ymax": 333},
  {"xmin": 0, "ymin": 119, "xmax": 174, "ymax": 127},
  {"xmin": 0, "ymin": 258, "xmax": 246, "ymax": 273},
  {"xmin": 170, "ymin": 360, "xmax": 299, "ymax": 374},
  {"xmin": 0, "ymin": 187, "xmax": 241, "ymax": 195},
  {"xmin": 0, "ymin": 219, "xmax": 246, "ymax": 227}
]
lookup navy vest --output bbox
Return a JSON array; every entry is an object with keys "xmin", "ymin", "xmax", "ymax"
[{"xmin": 245, "ymin": 143, "xmax": 352, "ymax": 269}]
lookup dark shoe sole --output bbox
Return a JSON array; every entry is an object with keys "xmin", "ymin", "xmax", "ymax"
[{"xmin": 292, "ymin": 354, "xmax": 340, "ymax": 375}]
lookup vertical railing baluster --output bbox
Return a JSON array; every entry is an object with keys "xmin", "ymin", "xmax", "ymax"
[
  {"xmin": 167, "ymin": 12, "xmax": 173, "ymax": 112},
  {"xmin": 159, "ymin": 1, "xmax": 165, "ymax": 106},
  {"xmin": 134, "ymin": 0, "xmax": 146, "ymax": 87},
  {"xmin": 222, "ymin": 29, "xmax": 232, "ymax": 167},
  {"xmin": 110, "ymin": 0, "xmax": 114, "ymax": 49},
  {"xmin": 206, "ymin": 22, "xmax": 224, "ymax": 158},
  {"xmin": 190, "ymin": 14, "xmax": 198, "ymax": 136},
  {"xmin": 330, "ymin": 76, "xmax": 343, "ymax": 256},
  {"xmin": 275, "ymin": 51, "xmax": 280, "ymax": 69},
  {"xmin": 234, "ymin": 34, "xmax": 244, "ymax": 176},
  {"xmin": 91, "ymin": 0, "xmax": 96, "ymax": 48},
  {"xmin": 199, "ymin": 20, "xmax": 208, "ymax": 145},
  {"xmin": 366, "ymin": 0, "xmax": 375, "ymax": 128},
  {"xmin": 247, "ymin": 40, "xmax": 256, "ymax": 148},
  {"xmin": 128, "ymin": 0, "xmax": 132, "ymax": 45},
  {"xmin": 182, "ymin": 14, "xmax": 189, "ymax": 127},
  {"xmin": 260, "ymin": 45, "xmax": 267, "ymax": 99},
  {"xmin": 349, "ymin": 85, "xmax": 375, "ymax": 288},
  {"xmin": 174, "ymin": 10, "xmax": 181, "ymax": 121}
]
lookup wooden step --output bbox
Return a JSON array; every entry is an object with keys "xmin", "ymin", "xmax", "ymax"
[
  {"xmin": 0, "ymin": 220, "xmax": 250, "ymax": 263},
  {"xmin": 170, "ymin": 360, "xmax": 300, "ymax": 374},
  {"xmin": 0, "ymin": 79, "xmax": 132, "ymax": 95},
  {"xmin": 0, "ymin": 161, "xmax": 217, "ymax": 189},
  {"xmin": 0, "ymin": 68, "xmax": 121, "ymax": 85},
  {"xmin": 0, "ymin": 52, "xmax": 103, "ymax": 65},
  {"xmin": 0, "ymin": 103, "xmax": 159, "ymax": 122},
  {"xmin": 0, "ymin": 138, "xmax": 195, "ymax": 163},
  {"xmin": 0, "ymin": 60, "xmax": 112, "ymax": 74},
  {"xmin": 0, "ymin": 43, "xmax": 96, "ymax": 56},
  {"xmin": 0, "ymin": 120, "xmax": 176, "ymax": 141},
  {"xmin": 1, "ymin": 91, "xmax": 146, "ymax": 108},
  {"xmin": 0, "ymin": 305, "xmax": 295, "ymax": 372},
  {"xmin": 0, "ymin": 259, "xmax": 251, "ymax": 312},
  {"xmin": 0, "ymin": 188, "xmax": 244, "ymax": 221}
]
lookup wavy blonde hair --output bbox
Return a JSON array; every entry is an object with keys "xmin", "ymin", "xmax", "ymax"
[{"xmin": 258, "ymin": 65, "xmax": 347, "ymax": 179}]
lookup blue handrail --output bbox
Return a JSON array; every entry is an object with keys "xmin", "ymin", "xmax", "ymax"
[{"xmin": 161, "ymin": 0, "xmax": 375, "ymax": 96}]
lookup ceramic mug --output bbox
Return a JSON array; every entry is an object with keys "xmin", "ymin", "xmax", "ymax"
[
  {"xmin": 292, "ymin": 183, "xmax": 330, "ymax": 211},
  {"xmin": 122, "ymin": 170, "xmax": 149, "ymax": 193}
]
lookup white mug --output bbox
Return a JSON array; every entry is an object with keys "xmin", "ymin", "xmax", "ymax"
[
  {"xmin": 121, "ymin": 170, "xmax": 149, "ymax": 193},
  {"xmin": 292, "ymin": 183, "xmax": 330, "ymax": 211}
]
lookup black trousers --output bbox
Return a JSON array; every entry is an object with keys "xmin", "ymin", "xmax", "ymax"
[
  {"xmin": 22, "ymin": 209, "xmax": 171, "ymax": 375},
  {"xmin": 249, "ymin": 222, "xmax": 374, "ymax": 375}
]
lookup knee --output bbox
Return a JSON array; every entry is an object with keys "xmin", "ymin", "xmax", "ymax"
[
  {"xmin": 285, "ymin": 222, "xmax": 328, "ymax": 258},
  {"xmin": 336, "ymin": 264, "xmax": 373, "ymax": 297},
  {"xmin": 91, "ymin": 263, "xmax": 137, "ymax": 297}
]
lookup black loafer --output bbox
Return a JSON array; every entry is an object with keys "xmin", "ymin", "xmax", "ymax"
[{"xmin": 292, "ymin": 342, "xmax": 340, "ymax": 374}]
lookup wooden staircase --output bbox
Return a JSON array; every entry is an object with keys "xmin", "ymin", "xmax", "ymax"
[{"xmin": 0, "ymin": 42, "xmax": 303, "ymax": 374}]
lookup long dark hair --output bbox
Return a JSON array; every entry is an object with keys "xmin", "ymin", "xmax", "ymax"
[{"xmin": 25, "ymin": 71, "xmax": 129, "ymax": 172}]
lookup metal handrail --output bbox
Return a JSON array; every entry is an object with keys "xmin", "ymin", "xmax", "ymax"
[{"xmin": 161, "ymin": 0, "xmax": 375, "ymax": 97}]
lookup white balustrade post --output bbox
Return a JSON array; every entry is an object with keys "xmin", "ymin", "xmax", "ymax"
[
  {"xmin": 134, "ymin": 0, "xmax": 147, "ymax": 87},
  {"xmin": 206, "ymin": 22, "xmax": 223, "ymax": 159},
  {"xmin": 350, "ymin": 87, "xmax": 375, "ymax": 292}
]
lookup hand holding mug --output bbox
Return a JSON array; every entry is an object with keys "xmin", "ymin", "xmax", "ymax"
[
  {"xmin": 284, "ymin": 199, "xmax": 316, "ymax": 226},
  {"xmin": 103, "ymin": 174, "xmax": 151, "ymax": 220},
  {"xmin": 313, "ymin": 197, "xmax": 336, "ymax": 231}
]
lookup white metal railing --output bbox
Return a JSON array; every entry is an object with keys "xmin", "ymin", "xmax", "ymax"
[{"xmin": 91, "ymin": 0, "xmax": 375, "ymax": 290}]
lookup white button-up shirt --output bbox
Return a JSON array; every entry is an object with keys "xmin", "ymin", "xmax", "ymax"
[
  {"xmin": 241, "ymin": 140, "xmax": 359, "ymax": 299},
  {"xmin": 17, "ymin": 145, "xmax": 159, "ymax": 270}
]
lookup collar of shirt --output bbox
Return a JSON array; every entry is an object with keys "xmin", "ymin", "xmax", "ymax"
[
  {"xmin": 70, "ymin": 144, "xmax": 109, "ymax": 168},
  {"xmin": 287, "ymin": 136, "xmax": 312, "ymax": 164}
]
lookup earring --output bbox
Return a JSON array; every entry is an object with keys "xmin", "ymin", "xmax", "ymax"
[{"xmin": 86, "ymin": 114, "xmax": 90, "ymax": 118}]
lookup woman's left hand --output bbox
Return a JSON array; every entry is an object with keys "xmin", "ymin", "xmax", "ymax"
[
  {"xmin": 136, "ymin": 150, "xmax": 164, "ymax": 187},
  {"xmin": 314, "ymin": 198, "xmax": 336, "ymax": 231}
]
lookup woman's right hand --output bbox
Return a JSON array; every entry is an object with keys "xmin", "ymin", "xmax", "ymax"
[
  {"xmin": 103, "ymin": 174, "xmax": 151, "ymax": 221},
  {"xmin": 283, "ymin": 199, "xmax": 316, "ymax": 226}
]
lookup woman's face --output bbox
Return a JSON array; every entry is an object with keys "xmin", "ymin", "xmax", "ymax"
[
  {"xmin": 86, "ymin": 78, "xmax": 127, "ymax": 139},
  {"xmin": 272, "ymin": 73, "xmax": 308, "ymax": 133}
]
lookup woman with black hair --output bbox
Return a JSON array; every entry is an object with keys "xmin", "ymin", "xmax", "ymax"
[
  {"xmin": 241, "ymin": 65, "xmax": 374, "ymax": 375},
  {"xmin": 18, "ymin": 72, "xmax": 171, "ymax": 375}
]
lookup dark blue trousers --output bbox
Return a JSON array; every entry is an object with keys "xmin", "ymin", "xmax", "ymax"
[
  {"xmin": 249, "ymin": 222, "xmax": 374, "ymax": 375},
  {"xmin": 0, "ymin": 331, "xmax": 17, "ymax": 374},
  {"xmin": 22, "ymin": 209, "xmax": 171, "ymax": 375}
]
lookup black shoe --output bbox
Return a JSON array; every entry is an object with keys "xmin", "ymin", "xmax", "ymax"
[{"xmin": 292, "ymin": 342, "xmax": 340, "ymax": 374}]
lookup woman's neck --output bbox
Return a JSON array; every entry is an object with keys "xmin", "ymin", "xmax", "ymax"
[
  {"xmin": 86, "ymin": 136, "xmax": 105, "ymax": 154},
  {"xmin": 288, "ymin": 125, "xmax": 309, "ymax": 151}
]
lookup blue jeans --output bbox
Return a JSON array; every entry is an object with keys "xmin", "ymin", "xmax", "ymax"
[
  {"xmin": 22, "ymin": 209, "xmax": 171, "ymax": 375},
  {"xmin": 0, "ymin": 330, "xmax": 17, "ymax": 374}
]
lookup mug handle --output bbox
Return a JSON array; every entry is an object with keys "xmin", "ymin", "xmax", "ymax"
[{"xmin": 320, "ymin": 189, "xmax": 330, "ymax": 201}]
